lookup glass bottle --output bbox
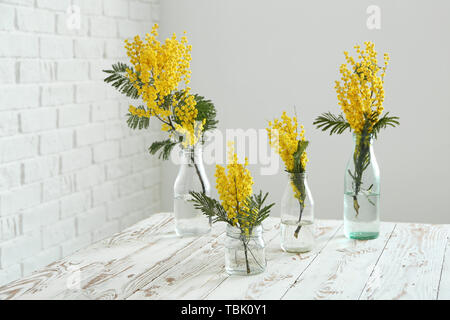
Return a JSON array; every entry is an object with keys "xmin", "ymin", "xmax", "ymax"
[
  {"xmin": 280, "ymin": 172, "xmax": 315, "ymax": 252},
  {"xmin": 224, "ymin": 224, "xmax": 266, "ymax": 275},
  {"xmin": 344, "ymin": 133, "xmax": 380, "ymax": 240},
  {"xmin": 173, "ymin": 145, "xmax": 211, "ymax": 236}
]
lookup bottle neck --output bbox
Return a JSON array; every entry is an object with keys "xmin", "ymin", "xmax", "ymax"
[
  {"xmin": 353, "ymin": 132, "xmax": 374, "ymax": 145},
  {"xmin": 180, "ymin": 145, "xmax": 203, "ymax": 164},
  {"xmin": 289, "ymin": 172, "xmax": 307, "ymax": 182}
]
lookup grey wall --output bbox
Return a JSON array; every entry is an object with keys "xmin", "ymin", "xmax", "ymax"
[{"xmin": 159, "ymin": 0, "xmax": 450, "ymax": 224}]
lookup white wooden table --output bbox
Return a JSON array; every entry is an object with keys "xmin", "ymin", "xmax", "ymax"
[{"xmin": 0, "ymin": 212, "xmax": 449, "ymax": 300}]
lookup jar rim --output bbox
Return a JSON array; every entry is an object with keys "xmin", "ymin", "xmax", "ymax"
[{"xmin": 226, "ymin": 224, "xmax": 262, "ymax": 238}]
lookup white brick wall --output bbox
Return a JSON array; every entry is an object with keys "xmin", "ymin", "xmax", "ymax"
[{"xmin": 0, "ymin": 0, "xmax": 161, "ymax": 286}]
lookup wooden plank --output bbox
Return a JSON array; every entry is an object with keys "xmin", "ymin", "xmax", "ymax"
[
  {"xmin": 2, "ymin": 211, "xmax": 447, "ymax": 300},
  {"xmin": 205, "ymin": 220, "xmax": 342, "ymax": 300},
  {"xmin": 437, "ymin": 238, "xmax": 450, "ymax": 300},
  {"xmin": 127, "ymin": 218, "xmax": 281, "ymax": 300},
  {"xmin": 282, "ymin": 222, "xmax": 395, "ymax": 300},
  {"xmin": 68, "ymin": 224, "xmax": 225, "ymax": 300},
  {"xmin": 0, "ymin": 213, "xmax": 173, "ymax": 300},
  {"xmin": 360, "ymin": 223, "xmax": 449, "ymax": 300},
  {"xmin": 128, "ymin": 232, "xmax": 228, "ymax": 300},
  {"xmin": 42, "ymin": 220, "xmax": 224, "ymax": 300}
]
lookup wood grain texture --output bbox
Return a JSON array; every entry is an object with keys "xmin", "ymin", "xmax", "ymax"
[
  {"xmin": 359, "ymin": 223, "xmax": 449, "ymax": 300},
  {"xmin": 0, "ymin": 213, "xmax": 174, "ymax": 300},
  {"xmin": 53, "ymin": 223, "xmax": 225, "ymax": 300},
  {"xmin": 128, "ymin": 217, "xmax": 281, "ymax": 300},
  {"xmin": 282, "ymin": 222, "xmax": 395, "ymax": 300},
  {"xmin": 0, "ymin": 212, "xmax": 448, "ymax": 300},
  {"xmin": 437, "ymin": 238, "xmax": 450, "ymax": 300},
  {"xmin": 206, "ymin": 220, "xmax": 342, "ymax": 300}
]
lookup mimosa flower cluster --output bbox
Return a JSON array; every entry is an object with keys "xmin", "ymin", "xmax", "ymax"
[
  {"xmin": 172, "ymin": 100, "xmax": 205, "ymax": 147},
  {"xmin": 267, "ymin": 112, "xmax": 309, "ymax": 202},
  {"xmin": 266, "ymin": 112, "xmax": 308, "ymax": 172},
  {"xmin": 335, "ymin": 41, "xmax": 389, "ymax": 133},
  {"xmin": 215, "ymin": 144, "xmax": 254, "ymax": 234},
  {"xmin": 125, "ymin": 24, "xmax": 194, "ymax": 120},
  {"xmin": 128, "ymin": 105, "xmax": 150, "ymax": 118},
  {"xmin": 105, "ymin": 23, "xmax": 218, "ymax": 155}
]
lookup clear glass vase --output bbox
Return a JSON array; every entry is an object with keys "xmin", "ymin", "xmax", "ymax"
[
  {"xmin": 344, "ymin": 133, "xmax": 380, "ymax": 240},
  {"xmin": 173, "ymin": 145, "xmax": 211, "ymax": 236},
  {"xmin": 280, "ymin": 172, "xmax": 315, "ymax": 253},
  {"xmin": 224, "ymin": 224, "xmax": 266, "ymax": 275}
]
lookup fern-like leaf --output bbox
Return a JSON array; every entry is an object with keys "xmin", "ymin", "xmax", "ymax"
[
  {"xmin": 313, "ymin": 112, "xmax": 351, "ymax": 135},
  {"xmin": 242, "ymin": 191, "xmax": 275, "ymax": 228},
  {"xmin": 103, "ymin": 62, "xmax": 140, "ymax": 99},
  {"xmin": 148, "ymin": 139, "xmax": 178, "ymax": 161},
  {"xmin": 194, "ymin": 94, "xmax": 218, "ymax": 134},
  {"xmin": 189, "ymin": 191, "xmax": 230, "ymax": 225},
  {"xmin": 189, "ymin": 190, "xmax": 274, "ymax": 229},
  {"xmin": 372, "ymin": 112, "xmax": 400, "ymax": 139}
]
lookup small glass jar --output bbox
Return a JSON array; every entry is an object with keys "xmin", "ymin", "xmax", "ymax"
[
  {"xmin": 344, "ymin": 133, "xmax": 380, "ymax": 240},
  {"xmin": 173, "ymin": 145, "xmax": 211, "ymax": 236},
  {"xmin": 280, "ymin": 172, "xmax": 315, "ymax": 253},
  {"xmin": 224, "ymin": 224, "xmax": 266, "ymax": 275}
]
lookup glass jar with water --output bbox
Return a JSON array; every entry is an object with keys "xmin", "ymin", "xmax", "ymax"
[
  {"xmin": 224, "ymin": 224, "xmax": 266, "ymax": 275},
  {"xmin": 173, "ymin": 144, "xmax": 211, "ymax": 236}
]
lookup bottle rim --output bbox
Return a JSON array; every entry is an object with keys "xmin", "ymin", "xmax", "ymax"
[
  {"xmin": 287, "ymin": 171, "xmax": 307, "ymax": 179},
  {"xmin": 180, "ymin": 143, "xmax": 203, "ymax": 154}
]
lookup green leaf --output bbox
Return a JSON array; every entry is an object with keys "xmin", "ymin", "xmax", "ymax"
[
  {"xmin": 241, "ymin": 191, "xmax": 275, "ymax": 228},
  {"xmin": 189, "ymin": 190, "xmax": 274, "ymax": 230},
  {"xmin": 148, "ymin": 139, "xmax": 178, "ymax": 161},
  {"xmin": 103, "ymin": 62, "xmax": 140, "ymax": 99},
  {"xmin": 189, "ymin": 191, "xmax": 230, "ymax": 225},
  {"xmin": 371, "ymin": 112, "xmax": 400, "ymax": 139},
  {"xmin": 194, "ymin": 94, "xmax": 218, "ymax": 134},
  {"xmin": 313, "ymin": 112, "xmax": 351, "ymax": 135},
  {"xmin": 347, "ymin": 169, "xmax": 356, "ymax": 180},
  {"xmin": 291, "ymin": 140, "xmax": 309, "ymax": 173}
]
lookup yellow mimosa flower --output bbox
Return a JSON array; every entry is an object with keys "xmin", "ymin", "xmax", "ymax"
[
  {"xmin": 215, "ymin": 143, "xmax": 254, "ymax": 227},
  {"xmin": 267, "ymin": 112, "xmax": 308, "ymax": 201},
  {"xmin": 335, "ymin": 41, "xmax": 389, "ymax": 133}
]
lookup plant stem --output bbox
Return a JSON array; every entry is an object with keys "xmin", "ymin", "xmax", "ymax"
[
  {"xmin": 353, "ymin": 195, "xmax": 360, "ymax": 217},
  {"xmin": 190, "ymin": 148, "xmax": 210, "ymax": 225},
  {"xmin": 191, "ymin": 152, "xmax": 205, "ymax": 194},
  {"xmin": 294, "ymin": 203, "xmax": 304, "ymax": 238},
  {"xmin": 291, "ymin": 172, "xmax": 306, "ymax": 238},
  {"xmin": 246, "ymin": 242, "xmax": 265, "ymax": 271},
  {"xmin": 242, "ymin": 238, "xmax": 251, "ymax": 274},
  {"xmin": 351, "ymin": 130, "xmax": 371, "ymax": 217}
]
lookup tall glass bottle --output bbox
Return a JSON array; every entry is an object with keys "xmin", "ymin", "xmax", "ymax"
[
  {"xmin": 280, "ymin": 172, "xmax": 315, "ymax": 252},
  {"xmin": 173, "ymin": 145, "xmax": 211, "ymax": 236},
  {"xmin": 344, "ymin": 133, "xmax": 380, "ymax": 239}
]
